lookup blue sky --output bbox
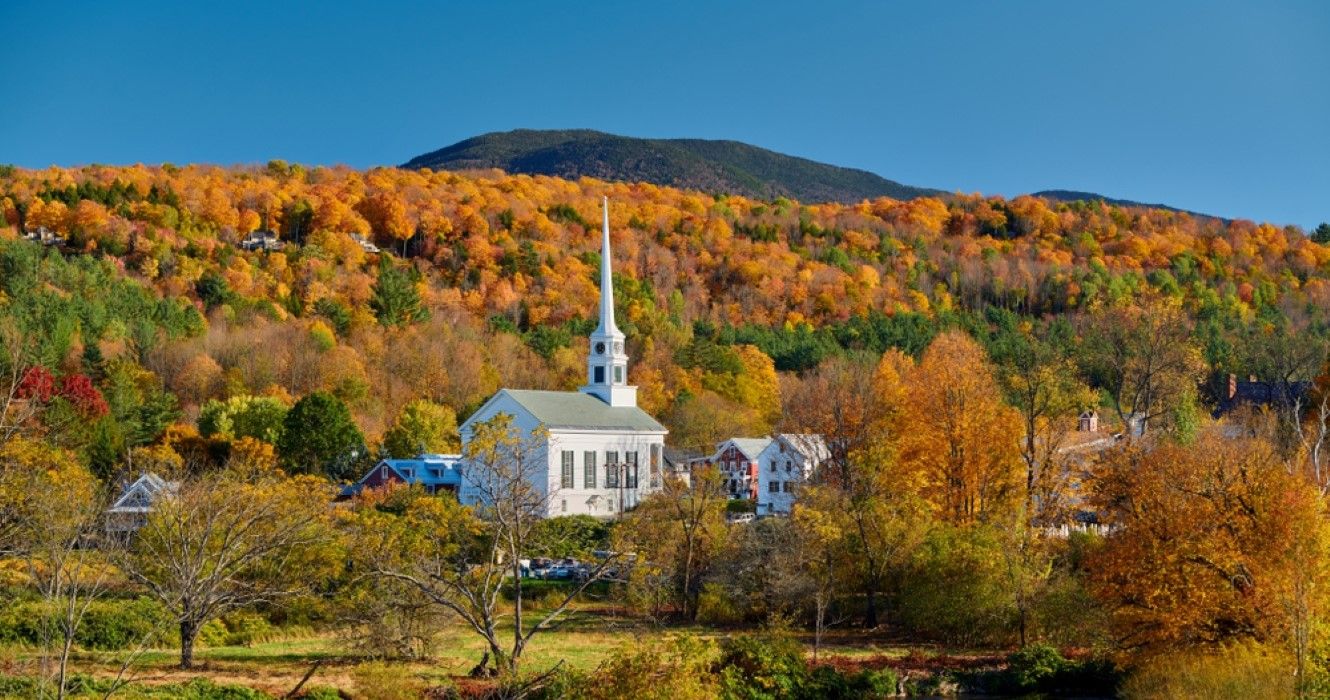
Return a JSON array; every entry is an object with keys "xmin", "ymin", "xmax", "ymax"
[{"xmin": 2, "ymin": 1, "xmax": 1326, "ymax": 227}]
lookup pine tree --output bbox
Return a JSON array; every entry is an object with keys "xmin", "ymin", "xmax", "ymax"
[{"xmin": 370, "ymin": 256, "xmax": 429, "ymax": 327}]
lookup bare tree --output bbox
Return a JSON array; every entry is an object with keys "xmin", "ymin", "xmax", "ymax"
[
  {"xmin": 995, "ymin": 330, "xmax": 1096, "ymax": 526},
  {"xmin": 0, "ymin": 319, "xmax": 43, "ymax": 444},
  {"xmin": 616, "ymin": 465, "xmax": 728, "ymax": 621},
  {"xmin": 780, "ymin": 355, "xmax": 898, "ymax": 628},
  {"xmin": 1081, "ymin": 296, "xmax": 1205, "ymax": 436},
  {"xmin": 349, "ymin": 414, "xmax": 619, "ymax": 677},
  {"xmin": 0, "ymin": 438, "xmax": 122, "ymax": 700},
  {"xmin": 122, "ymin": 467, "xmax": 336, "ymax": 668}
]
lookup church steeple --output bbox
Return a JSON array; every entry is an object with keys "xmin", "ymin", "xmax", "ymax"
[
  {"xmin": 580, "ymin": 197, "xmax": 637, "ymax": 408},
  {"xmin": 594, "ymin": 196, "xmax": 620, "ymax": 338}
]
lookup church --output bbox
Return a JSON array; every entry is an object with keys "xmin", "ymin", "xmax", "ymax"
[{"xmin": 457, "ymin": 198, "xmax": 668, "ymax": 517}]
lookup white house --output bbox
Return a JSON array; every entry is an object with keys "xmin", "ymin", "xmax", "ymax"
[
  {"xmin": 105, "ymin": 472, "xmax": 178, "ymax": 536},
  {"xmin": 755, "ymin": 434, "xmax": 830, "ymax": 515},
  {"xmin": 458, "ymin": 198, "xmax": 668, "ymax": 517}
]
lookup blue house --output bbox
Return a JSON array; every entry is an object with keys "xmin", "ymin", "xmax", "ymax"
[{"xmin": 341, "ymin": 453, "xmax": 463, "ymax": 499}]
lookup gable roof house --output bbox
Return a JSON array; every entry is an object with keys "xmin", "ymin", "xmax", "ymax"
[
  {"xmin": 705, "ymin": 437, "xmax": 773, "ymax": 500},
  {"xmin": 340, "ymin": 453, "xmax": 464, "ymax": 499},
  {"xmin": 457, "ymin": 198, "xmax": 668, "ymax": 518},
  {"xmin": 1215, "ymin": 373, "xmax": 1311, "ymax": 417},
  {"xmin": 105, "ymin": 472, "xmax": 178, "ymax": 536},
  {"xmin": 756, "ymin": 434, "xmax": 830, "ymax": 515}
]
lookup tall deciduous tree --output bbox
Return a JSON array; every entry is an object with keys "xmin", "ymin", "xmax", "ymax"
[
  {"xmin": 994, "ymin": 328, "xmax": 1096, "ymax": 525},
  {"xmin": 1081, "ymin": 296, "xmax": 1205, "ymax": 436},
  {"xmin": 1088, "ymin": 431, "xmax": 1330, "ymax": 673},
  {"xmin": 617, "ymin": 466, "xmax": 729, "ymax": 621},
  {"xmin": 125, "ymin": 466, "xmax": 337, "ymax": 669},
  {"xmin": 381, "ymin": 399, "xmax": 459, "ymax": 458},
  {"xmin": 896, "ymin": 330, "xmax": 1024, "ymax": 525},
  {"xmin": 780, "ymin": 354, "xmax": 903, "ymax": 628},
  {"xmin": 0, "ymin": 438, "xmax": 117, "ymax": 700}
]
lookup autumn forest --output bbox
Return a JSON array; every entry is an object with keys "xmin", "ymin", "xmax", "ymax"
[{"xmin": 4, "ymin": 161, "xmax": 1330, "ymax": 698}]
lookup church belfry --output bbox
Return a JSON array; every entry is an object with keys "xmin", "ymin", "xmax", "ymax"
[{"xmin": 580, "ymin": 197, "xmax": 637, "ymax": 408}]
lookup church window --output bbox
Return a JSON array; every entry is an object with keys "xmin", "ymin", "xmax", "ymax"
[
  {"xmin": 783, "ymin": 481, "xmax": 794, "ymax": 493},
  {"xmin": 584, "ymin": 451, "xmax": 597, "ymax": 488},
  {"xmin": 594, "ymin": 366, "xmax": 605, "ymax": 384},
  {"xmin": 769, "ymin": 481, "xmax": 780, "ymax": 493},
  {"xmin": 614, "ymin": 366, "xmax": 623, "ymax": 384},
  {"xmin": 561, "ymin": 451, "xmax": 574, "ymax": 489},
  {"xmin": 606, "ymin": 451, "xmax": 620, "ymax": 487},
  {"xmin": 561, "ymin": 499, "xmax": 567, "ymax": 513},
  {"xmin": 625, "ymin": 451, "xmax": 638, "ymax": 488}
]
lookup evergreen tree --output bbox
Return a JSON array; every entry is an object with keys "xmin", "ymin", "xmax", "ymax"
[
  {"xmin": 277, "ymin": 391, "xmax": 366, "ymax": 480},
  {"xmin": 1314, "ymin": 222, "xmax": 1330, "ymax": 245},
  {"xmin": 370, "ymin": 256, "xmax": 429, "ymax": 327}
]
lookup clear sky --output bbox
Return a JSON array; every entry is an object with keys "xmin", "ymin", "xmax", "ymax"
[{"xmin": 2, "ymin": 1, "xmax": 1326, "ymax": 227}]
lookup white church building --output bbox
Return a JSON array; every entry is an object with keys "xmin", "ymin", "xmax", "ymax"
[{"xmin": 458, "ymin": 198, "xmax": 668, "ymax": 517}]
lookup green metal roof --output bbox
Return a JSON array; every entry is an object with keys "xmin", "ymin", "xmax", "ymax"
[{"xmin": 503, "ymin": 389, "xmax": 667, "ymax": 433}]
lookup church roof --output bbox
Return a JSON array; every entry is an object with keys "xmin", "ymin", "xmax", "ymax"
[{"xmin": 502, "ymin": 389, "xmax": 666, "ymax": 432}]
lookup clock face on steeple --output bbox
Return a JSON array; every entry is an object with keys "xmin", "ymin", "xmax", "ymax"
[{"xmin": 594, "ymin": 342, "xmax": 606, "ymax": 355}]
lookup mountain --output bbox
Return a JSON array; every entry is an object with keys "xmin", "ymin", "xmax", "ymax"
[{"xmin": 402, "ymin": 129, "xmax": 942, "ymax": 204}]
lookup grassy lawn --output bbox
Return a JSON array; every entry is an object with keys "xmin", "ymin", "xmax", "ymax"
[{"xmin": 0, "ymin": 607, "xmax": 992, "ymax": 696}]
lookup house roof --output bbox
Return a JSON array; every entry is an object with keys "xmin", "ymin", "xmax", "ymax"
[
  {"xmin": 715, "ymin": 437, "xmax": 773, "ymax": 462},
  {"xmin": 491, "ymin": 389, "xmax": 666, "ymax": 433},
  {"xmin": 1215, "ymin": 379, "xmax": 1310, "ymax": 416},
  {"xmin": 663, "ymin": 446, "xmax": 705, "ymax": 466},
  {"xmin": 108, "ymin": 472, "xmax": 178, "ymax": 513},
  {"xmin": 772, "ymin": 433, "xmax": 831, "ymax": 462},
  {"xmin": 341, "ymin": 454, "xmax": 464, "ymax": 497}
]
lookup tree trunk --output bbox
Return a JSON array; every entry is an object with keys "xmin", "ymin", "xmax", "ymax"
[
  {"xmin": 864, "ymin": 587, "xmax": 879, "ymax": 629},
  {"xmin": 179, "ymin": 620, "xmax": 197, "ymax": 669}
]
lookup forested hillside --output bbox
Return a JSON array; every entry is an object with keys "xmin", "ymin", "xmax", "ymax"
[{"xmin": 2, "ymin": 162, "xmax": 1328, "ymax": 458}]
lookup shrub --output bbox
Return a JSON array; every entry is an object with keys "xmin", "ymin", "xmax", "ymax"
[
  {"xmin": 696, "ymin": 582, "xmax": 744, "ymax": 626},
  {"xmin": 1121, "ymin": 643, "xmax": 1292, "ymax": 700},
  {"xmin": 539, "ymin": 635, "xmax": 719, "ymax": 700},
  {"xmin": 804, "ymin": 666, "xmax": 897, "ymax": 699},
  {"xmin": 0, "ymin": 597, "xmax": 170, "ymax": 651},
  {"xmin": 78, "ymin": 597, "xmax": 172, "ymax": 650},
  {"xmin": 295, "ymin": 686, "xmax": 342, "ymax": 700},
  {"xmin": 350, "ymin": 661, "xmax": 424, "ymax": 700},
  {"xmin": 715, "ymin": 634, "xmax": 809, "ymax": 700},
  {"xmin": 896, "ymin": 524, "xmax": 1016, "ymax": 646},
  {"xmin": 219, "ymin": 610, "xmax": 273, "ymax": 646},
  {"xmin": 1006, "ymin": 643, "xmax": 1066, "ymax": 691}
]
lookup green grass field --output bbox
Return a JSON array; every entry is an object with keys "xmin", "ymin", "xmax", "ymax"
[{"xmin": 0, "ymin": 605, "xmax": 1000, "ymax": 697}]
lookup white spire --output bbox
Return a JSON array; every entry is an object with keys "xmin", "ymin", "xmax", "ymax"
[
  {"xmin": 596, "ymin": 196, "xmax": 619, "ymax": 336},
  {"xmin": 580, "ymin": 195, "xmax": 636, "ymax": 408}
]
